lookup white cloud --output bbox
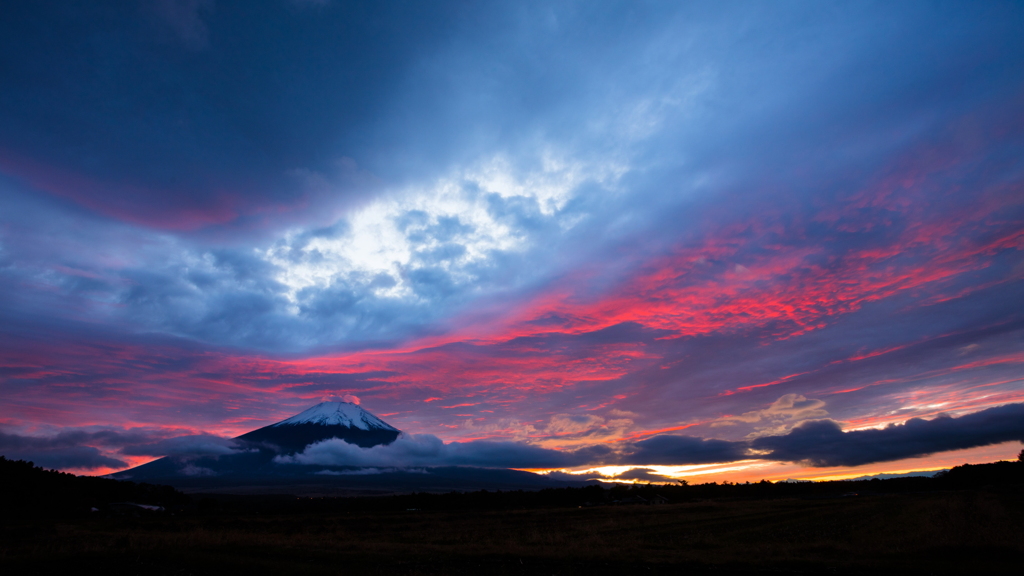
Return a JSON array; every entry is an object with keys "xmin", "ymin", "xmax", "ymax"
[
  {"xmin": 274, "ymin": 433, "xmax": 581, "ymax": 468},
  {"xmin": 262, "ymin": 151, "xmax": 626, "ymax": 307}
]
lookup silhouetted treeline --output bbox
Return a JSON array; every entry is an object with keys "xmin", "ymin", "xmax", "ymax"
[
  {"xmin": 0, "ymin": 457, "xmax": 187, "ymax": 521},
  {"xmin": 5, "ymin": 456, "xmax": 1021, "ymax": 520},
  {"xmin": 197, "ymin": 459, "xmax": 1024, "ymax": 515}
]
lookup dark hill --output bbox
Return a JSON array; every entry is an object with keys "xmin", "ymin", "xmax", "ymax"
[{"xmin": 0, "ymin": 457, "xmax": 184, "ymax": 520}]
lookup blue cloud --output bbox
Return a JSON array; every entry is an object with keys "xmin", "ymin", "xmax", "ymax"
[
  {"xmin": 752, "ymin": 403, "xmax": 1024, "ymax": 467},
  {"xmin": 620, "ymin": 435, "xmax": 747, "ymax": 466},
  {"xmin": 1, "ymin": 1, "xmax": 1023, "ymax": 473}
]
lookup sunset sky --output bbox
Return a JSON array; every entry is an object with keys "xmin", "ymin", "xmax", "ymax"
[{"xmin": 1, "ymin": 1, "xmax": 1023, "ymax": 483}]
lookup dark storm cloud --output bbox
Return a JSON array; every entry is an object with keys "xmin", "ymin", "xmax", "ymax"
[
  {"xmin": 0, "ymin": 445, "xmax": 126, "ymax": 471},
  {"xmin": 752, "ymin": 403, "xmax": 1024, "ymax": 467},
  {"xmin": 619, "ymin": 435, "xmax": 748, "ymax": 466},
  {"xmin": 0, "ymin": 426, "xmax": 250, "ymax": 470},
  {"xmin": 612, "ymin": 404, "xmax": 1024, "ymax": 468},
  {"xmin": 0, "ymin": 430, "xmax": 134, "ymax": 470}
]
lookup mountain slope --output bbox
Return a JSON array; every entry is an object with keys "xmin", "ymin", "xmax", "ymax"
[
  {"xmin": 112, "ymin": 401, "xmax": 400, "ymax": 482},
  {"xmin": 108, "ymin": 402, "xmax": 585, "ymax": 493},
  {"xmin": 272, "ymin": 401, "xmax": 398, "ymax": 430},
  {"xmin": 237, "ymin": 401, "xmax": 400, "ymax": 453}
]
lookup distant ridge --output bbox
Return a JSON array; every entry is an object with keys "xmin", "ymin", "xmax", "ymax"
[{"xmin": 844, "ymin": 470, "xmax": 947, "ymax": 481}]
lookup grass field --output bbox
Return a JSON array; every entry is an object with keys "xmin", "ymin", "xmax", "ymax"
[{"xmin": 3, "ymin": 488, "xmax": 1021, "ymax": 575}]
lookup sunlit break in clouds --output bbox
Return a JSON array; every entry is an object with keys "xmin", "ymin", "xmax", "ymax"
[{"xmin": 1, "ymin": 1, "xmax": 1023, "ymax": 481}]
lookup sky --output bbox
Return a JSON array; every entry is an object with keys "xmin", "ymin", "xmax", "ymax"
[{"xmin": 1, "ymin": 0, "xmax": 1023, "ymax": 483}]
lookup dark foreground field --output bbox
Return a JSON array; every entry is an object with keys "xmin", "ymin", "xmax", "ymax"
[{"xmin": 3, "ymin": 488, "xmax": 1022, "ymax": 575}]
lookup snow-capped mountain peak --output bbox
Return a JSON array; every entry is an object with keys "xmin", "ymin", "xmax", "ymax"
[{"xmin": 271, "ymin": 401, "xmax": 398, "ymax": 431}]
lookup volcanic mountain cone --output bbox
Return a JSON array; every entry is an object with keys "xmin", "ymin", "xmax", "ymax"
[
  {"xmin": 238, "ymin": 401, "xmax": 400, "ymax": 453},
  {"xmin": 109, "ymin": 402, "xmax": 579, "ymax": 493},
  {"xmin": 110, "ymin": 401, "xmax": 399, "ymax": 482}
]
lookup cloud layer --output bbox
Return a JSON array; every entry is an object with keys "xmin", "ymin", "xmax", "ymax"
[
  {"xmin": 275, "ymin": 433, "xmax": 609, "ymax": 469},
  {"xmin": 0, "ymin": 2, "xmax": 1022, "ymax": 477},
  {"xmin": 753, "ymin": 403, "xmax": 1024, "ymax": 467},
  {"xmin": 271, "ymin": 403, "xmax": 1024, "ymax": 471},
  {"xmin": 0, "ymin": 428, "xmax": 250, "ymax": 471},
  {"xmin": 4, "ymin": 401, "xmax": 1021, "ymax": 474}
]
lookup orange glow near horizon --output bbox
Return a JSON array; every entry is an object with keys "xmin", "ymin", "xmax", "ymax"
[{"xmin": 525, "ymin": 441, "xmax": 1023, "ymax": 485}]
